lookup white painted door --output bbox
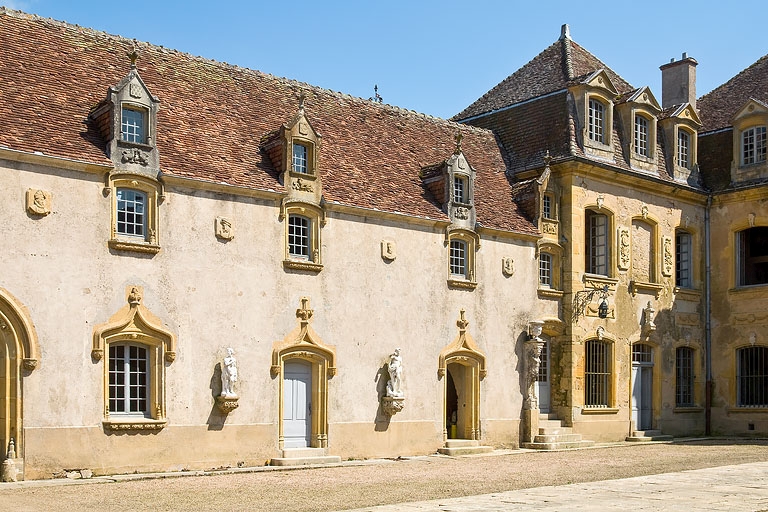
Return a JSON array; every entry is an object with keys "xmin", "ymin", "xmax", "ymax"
[
  {"xmin": 536, "ymin": 341, "xmax": 551, "ymax": 413},
  {"xmin": 284, "ymin": 361, "xmax": 311, "ymax": 448},
  {"xmin": 631, "ymin": 365, "xmax": 652, "ymax": 430}
]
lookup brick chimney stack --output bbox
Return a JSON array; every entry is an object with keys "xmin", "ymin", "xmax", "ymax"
[{"xmin": 660, "ymin": 52, "xmax": 698, "ymax": 109}]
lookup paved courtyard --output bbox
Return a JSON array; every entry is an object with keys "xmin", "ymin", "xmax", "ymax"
[{"xmin": 2, "ymin": 440, "xmax": 768, "ymax": 511}]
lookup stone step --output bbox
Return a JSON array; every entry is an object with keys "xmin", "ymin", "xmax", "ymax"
[
  {"xmin": 269, "ymin": 447, "xmax": 342, "ymax": 466},
  {"xmin": 523, "ymin": 440, "xmax": 595, "ymax": 450},
  {"xmin": 626, "ymin": 430, "xmax": 674, "ymax": 442},
  {"xmin": 437, "ymin": 444, "xmax": 494, "ymax": 456},
  {"xmin": 534, "ymin": 433, "xmax": 584, "ymax": 443},
  {"xmin": 539, "ymin": 426, "xmax": 573, "ymax": 436},
  {"xmin": 539, "ymin": 413, "xmax": 561, "ymax": 421},
  {"xmin": 538, "ymin": 419, "xmax": 564, "ymax": 429},
  {"xmin": 444, "ymin": 439, "xmax": 479, "ymax": 448}
]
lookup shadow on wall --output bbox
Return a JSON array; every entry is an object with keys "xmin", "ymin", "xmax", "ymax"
[
  {"xmin": 206, "ymin": 362, "xmax": 225, "ymax": 431},
  {"xmin": 373, "ymin": 363, "xmax": 391, "ymax": 432}
]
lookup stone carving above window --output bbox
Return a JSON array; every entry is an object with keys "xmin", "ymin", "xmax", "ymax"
[
  {"xmin": 381, "ymin": 239, "xmax": 396, "ymax": 261},
  {"xmin": 618, "ymin": 226, "xmax": 631, "ymax": 271},
  {"xmin": 216, "ymin": 216, "xmax": 234, "ymax": 241}
]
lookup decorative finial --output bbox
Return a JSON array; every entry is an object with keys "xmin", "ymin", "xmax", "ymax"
[
  {"xmin": 560, "ymin": 24, "xmax": 570, "ymax": 41},
  {"xmin": 457, "ymin": 309, "xmax": 469, "ymax": 331},
  {"xmin": 298, "ymin": 92, "xmax": 306, "ymax": 112},
  {"xmin": 543, "ymin": 150, "xmax": 552, "ymax": 168},
  {"xmin": 454, "ymin": 132, "xmax": 463, "ymax": 154},
  {"xmin": 128, "ymin": 45, "xmax": 139, "ymax": 69},
  {"xmin": 296, "ymin": 296, "xmax": 314, "ymax": 323},
  {"xmin": 369, "ymin": 85, "xmax": 383, "ymax": 104}
]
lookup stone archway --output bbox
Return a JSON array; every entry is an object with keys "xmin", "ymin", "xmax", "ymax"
[
  {"xmin": 0, "ymin": 288, "xmax": 40, "ymax": 481},
  {"xmin": 271, "ymin": 297, "xmax": 336, "ymax": 451},
  {"xmin": 438, "ymin": 310, "xmax": 486, "ymax": 441}
]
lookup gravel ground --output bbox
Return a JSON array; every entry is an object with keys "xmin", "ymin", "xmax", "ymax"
[{"xmin": 3, "ymin": 440, "xmax": 768, "ymax": 512}]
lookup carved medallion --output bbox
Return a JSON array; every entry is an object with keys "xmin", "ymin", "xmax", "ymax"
[
  {"xmin": 121, "ymin": 148, "xmax": 148, "ymax": 166},
  {"xmin": 381, "ymin": 240, "xmax": 396, "ymax": 261},
  {"xmin": 454, "ymin": 207, "xmax": 469, "ymax": 220},
  {"xmin": 26, "ymin": 189, "xmax": 52, "ymax": 216},
  {"xmin": 216, "ymin": 216, "xmax": 234, "ymax": 240},
  {"xmin": 502, "ymin": 257, "xmax": 515, "ymax": 277}
]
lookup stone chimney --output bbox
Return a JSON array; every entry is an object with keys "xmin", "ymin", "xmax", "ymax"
[{"xmin": 660, "ymin": 52, "xmax": 698, "ymax": 109}]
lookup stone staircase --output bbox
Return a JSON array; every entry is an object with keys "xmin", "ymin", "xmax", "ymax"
[
  {"xmin": 625, "ymin": 430, "xmax": 673, "ymax": 442},
  {"xmin": 269, "ymin": 447, "xmax": 341, "ymax": 466},
  {"xmin": 437, "ymin": 439, "xmax": 494, "ymax": 456},
  {"xmin": 524, "ymin": 414, "xmax": 595, "ymax": 450}
]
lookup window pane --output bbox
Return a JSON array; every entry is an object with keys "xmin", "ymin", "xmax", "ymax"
[
  {"xmin": 116, "ymin": 188, "xmax": 146, "ymax": 237},
  {"xmin": 739, "ymin": 227, "xmax": 768, "ymax": 286},
  {"xmin": 293, "ymin": 143, "xmax": 308, "ymax": 174},
  {"xmin": 543, "ymin": 195, "xmax": 552, "ymax": 219},
  {"xmin": 588, "ymin": 99, "xmax": 604, "ymax": 143},
  {"xmin": 109, "ymin": 343, "xmax": 149, "ymax": 416},
  {"xmin": 449, "ymin": 239, "xmax": 466, "ymax": 277},
  {"xmin": 738, "ymin": 346, "xmax": 768, "ymax": 407},
  {"xmin": 743, "ymin": 127, "xmax": 766, "ymax": 165},
  {"xmin": 678, "ymin": 130, "xmax": 690, "ymax": 169},
  {"xmin": 539, "ymin": 253, "xmax": 552, "ymax": 287},
  {"xmin": 121, "ymin": 108, "xmax": 145, "ymax": 144},
  {"xmin": 585, "ymin": 340, "xmax": 610, "ymax": 407},
  {"xmin": 586, "ymin": 210, "xmax": 608, "ymax": 276},
  {"xmin": 676, "ymin": 231, "xmax": 692, "ymax": 288},
  {"xmin": 634, "ymin": 115, "xmax": 648, "ymax": 157},
  {"xmin": 288, "ymin": 215, "xmax": 311, "ymax": 258},
  {"xmin": 676, "ymin": 347, "xmax": 694, "ymax": 407},
  {"xmin": 453, "ymin": 176, "xmax": 465, "ymax": 203}
]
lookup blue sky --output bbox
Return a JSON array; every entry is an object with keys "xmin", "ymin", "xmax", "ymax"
[{"xmin": 6, "ymin": 1, "xmax": 767, "ymax": 119}]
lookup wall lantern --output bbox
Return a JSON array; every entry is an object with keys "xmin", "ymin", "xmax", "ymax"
[{"xmin": 597, "ymin": 285, "xmax": 610, "ymax": 319}]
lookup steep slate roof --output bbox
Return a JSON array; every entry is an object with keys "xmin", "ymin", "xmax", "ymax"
[
  {"xmin": 453, "ymin": 36, "xmax": 633, "ymax": 121},
  {"xmin": 698, "ymin": 53, "xmax": 768, "ymax": 133},
  {"xmin": 454, "ymin": 31, "xmax": 677, "ymax": 183},
  {"xmin": 0, "ymin": 9, "xmax": 536, "ymax": 236}
]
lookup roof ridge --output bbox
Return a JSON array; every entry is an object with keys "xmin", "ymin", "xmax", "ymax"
[
  {"xmin": 561, "ymin": 37, "xmax": 574, "ymax": 81},
  {"xmin": 0, "ymin": 6, "xmax": 491, "ymax": 137}
]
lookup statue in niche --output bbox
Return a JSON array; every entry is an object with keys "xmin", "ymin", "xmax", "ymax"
[
  {"xmin": 386, "ymin": 348, "xmax": 403, "ymax": 398},
  {"xmin": 524, "ymin": 322, "xmax": 545, "ymax": 410},
  {"xmin": 220, "ymin": 348, "xmax": 238, "ymax": 398}
]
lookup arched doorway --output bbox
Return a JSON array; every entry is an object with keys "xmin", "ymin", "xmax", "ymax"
[
  {"xmin": 271, "ymin": 298, "xmax": 336, "ymax": 451},
  {"xmin": 438, "ymin": 310, "xmax": 486, "ymax": 441},
  {"xmin": 0, "ymin": 288, "xmax": 40, "ymax": 479}
]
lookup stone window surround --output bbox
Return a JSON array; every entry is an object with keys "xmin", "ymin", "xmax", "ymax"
[
  {"xmin": 740, "ymin": 125, "xmax": 767, "ymax": 166},
  {"xmin": 281, "ymin": 201, "xmax": 325, "ymax": 272},
  {"xmin": 446, "ymin": 228, "xmax": 478, "ymax": 290},
  {"xmin": 585, "ymin": 207, "xmax": 613, "ymax": 278},
  {"xmin": 106, "ymin": 172, "xmax": 162, "ymax": 255},
  {"xmin": 583, "ymin": 338, "xmax": 615, "ymax": 410},
  {"xmin": 537, "ymin": 241, "xmax": 563, "ymax": 293},
  {"xmin": 675, "ymin": 229, "xmax": 694, "ymax": 289},
  {"xmin": 632, "ymin": 111, "xmax": 657, "ymax": 160},
  {"xmin": 735, "ymin": 345, "xmax": 768, "ymax": 408},
  {"xmin": 120, "ymin": 104, "xmax": 149, "ymax": 145}
]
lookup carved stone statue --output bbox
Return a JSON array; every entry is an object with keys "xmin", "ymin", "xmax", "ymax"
[
  {"xmin": 524, "ymin": 322, "xmax": 545, "ymax": 410},
  {"xmin": 386, "ymin": 348, "xmax": 403, "ymax": 398},
  {"xmin": 220, "ymin": 348, "xmax": 238, "ymax": 398},
  {"xmin": 1, "ymin": 439, "xmax": 16, "ymax": 483}
]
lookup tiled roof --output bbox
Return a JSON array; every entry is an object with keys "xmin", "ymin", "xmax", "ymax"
[
  {"xmin": 453, "ymin": 37, "xmax": 633, "ymax": 121},
  {"xmin": 698, "ymin": 54, "xmax": 768, "ymax": 133},
  {"xmin": 0, "ymin": 8, "xmax": 537, "ymax": 236}
]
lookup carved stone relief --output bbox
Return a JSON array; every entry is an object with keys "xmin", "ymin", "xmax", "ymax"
[
  {"xmin": 26, "ymin": 189, "xmax": 51, "ymax": 216},
  {"xmin": 216, "ymin": 216, "xmax": 234, "ymax": 240},
  {"xmin": 121, "ymin": 148, "xmax": 148, "ymax": 166},
  {"xmin": 662, "ymin": 236, "xmax": 674, "ymax": 277},
  {"xmin": 292, "ymin": 178, "xmax": 313, "ymax": 192},
  {"xmin": 381, "ymin": 240, "xmax": 396, "ymax": 261},
  {"xmin": 502, "ymin": 257, "xmax": 515, "ymax": 277},
  {"xmin": 542, "ymin": 220, "xmax": 558, "ymax": 235},
  {"xmin": 618, "ymin": 227, "xmax": 630, "ymax": 271},
  {"xmin": 454, "ymin": 206, "xmax": 469, "ymax": 220}
]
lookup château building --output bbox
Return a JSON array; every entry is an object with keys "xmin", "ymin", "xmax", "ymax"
[{"xmin": 1, "ymin": 8, "xmax": 767, "ymax": 480}]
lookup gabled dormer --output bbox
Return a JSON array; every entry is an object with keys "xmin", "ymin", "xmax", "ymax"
[
  {"xmin": 264, "ymin": 94, "xmax": 325, "ymax": 273},
  {"xmin": 90, "ymin": 50, "xmax": 160, "ymax": 175},
  {"xmin": 731, "ymin": 98, "xmax": 768, "ymax": 183},
  {"xmin": 263, "ymin": 93, "xmax": 323, "ymax": 206},
  {"xmin": 659, "ymin": 103, "xmax": 702, "ymax": 185},
  {"xmin": 570, "ymin": 69, "xmax": 619, "ymax": 159},
  {"xmin": 616, "ymin": 86, "xmax": 662, "ymax": 172}
]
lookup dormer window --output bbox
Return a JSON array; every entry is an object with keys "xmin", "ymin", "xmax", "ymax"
[
  {"xmin": 292, "ymin": 142, "xmax": 309, "ymax": 174},
  {"xmin": 121, "ymin": 107, "xmax": 146, "ymax": 144},
  {"xmin": 453, "ymin": 175, "xmax": 467, "ymax": 203},
  {"xmin": 588, "ymin": 98, "xmax": 605, "ymax": 143},
  {"xmin": 678, "ymin": 130, "xmax": 690, "ymax": 169},
  {"xmin": 742, "ymin": 126, "xmax": 767, "ymax": 166},
  {"xmin": 542, "ymin": 194, "xmax": 552, "ymax": 219},
  {"xmin": 634, "ymin": 115, "xmax": 649, "ymax": 157}
]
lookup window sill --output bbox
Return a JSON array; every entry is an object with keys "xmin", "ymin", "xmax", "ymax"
[
  {"xmin": 673, "ymin": 287, "xmax": 702, "ymax": 301},
  {"xmin": 537, "ymin": 288, "xmax": 564, "ymax": 298},
  {"xmin": 629, "ymin": 280, "xmax": 663, "ymax": 299},
  {"xmin": 283, "ymin": 259, "xmax": 323, "ymax": 272},
  {"xmin": 117, "ymin": 140, "xmax": 154, "ymax": 151},
  {"xmin": 727, "ymin": 406, "xmax": 768, "ymax": 413},
  {"xmin": 728, "ymin": 284, "xmax": 768, "ymax": 300},
  {"xmin": 447, "ymin": 278, "xmax": 477, "ymax": 290},
  {"xmin": 581, "ymin": 407, "xmax": 619, "ymax": 415},
  {"xmin": 673, "ymin": 406, "xmax": 703, "ymax": 413},
  {"xmin": 108, "ymin": 239, "xmax": 161, "ymax": 255},
  {"xmin": 103, "ymin": 418, "xmax": 167, "ymax": 431},
  {"xmin": 289, "ymin": 170, "xmax": 317, "ymax": 180}
]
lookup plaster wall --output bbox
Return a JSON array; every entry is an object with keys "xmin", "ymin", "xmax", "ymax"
[{"xmin": 2, "ymin": 159, "xmax": 538, "ymax": 478}]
